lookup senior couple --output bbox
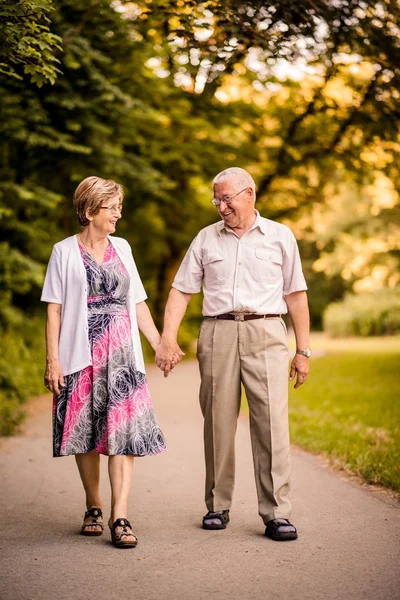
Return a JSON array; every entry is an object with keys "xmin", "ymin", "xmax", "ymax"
[{"xmin": 42, "ymin": 167, "xmax": 310, "ymax": 548}]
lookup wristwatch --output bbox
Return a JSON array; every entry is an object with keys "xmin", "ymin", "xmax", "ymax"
[{"xmin": 296, "ymin": 348, "xmax": 312, "ymax": 358}]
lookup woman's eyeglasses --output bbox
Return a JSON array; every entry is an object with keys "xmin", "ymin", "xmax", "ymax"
[{"xmin": 100, "ymin": 205, "xmax": 123, "ymax": 214}]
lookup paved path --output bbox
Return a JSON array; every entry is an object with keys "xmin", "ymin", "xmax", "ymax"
[{"xmin": 0, "ymin": 361, "xmax": 399, "ymax": 600}]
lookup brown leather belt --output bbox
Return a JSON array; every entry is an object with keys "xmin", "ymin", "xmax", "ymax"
[{"xmin": 207, "ymin": 313, "xmax": 280, "ymax": 322}]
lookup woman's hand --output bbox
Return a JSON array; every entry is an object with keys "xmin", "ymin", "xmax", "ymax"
[{"xmin": 44, "ymin": 359, "xmax": 64, "ymax": 396}]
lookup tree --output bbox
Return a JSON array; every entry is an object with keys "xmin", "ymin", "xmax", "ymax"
[
  {"xmin": 0, "ymin": 0, "xmax": 63, "ymax": 86},
  {"xmin": 1, "ymin": 0, "xmax": 399, "ymax": 432}
]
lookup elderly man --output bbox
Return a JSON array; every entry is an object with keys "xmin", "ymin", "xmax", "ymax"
[{"xmin": 156, "ymin": 167, "xmax": 310, "ymax": 541}]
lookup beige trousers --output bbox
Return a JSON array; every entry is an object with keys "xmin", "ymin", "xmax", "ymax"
[{"xmin": 196, "ymin": 316, "xmax": 291, "ymax": 523}]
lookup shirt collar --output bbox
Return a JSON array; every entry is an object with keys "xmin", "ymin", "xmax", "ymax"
[{"xmin": 217, "ymin": 209, "xmax": 267, "ymax": 236}]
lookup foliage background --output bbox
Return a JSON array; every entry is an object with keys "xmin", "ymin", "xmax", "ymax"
[{"xmin": 0, "ymin": 0, "xmax": 399, "ymax": 433}]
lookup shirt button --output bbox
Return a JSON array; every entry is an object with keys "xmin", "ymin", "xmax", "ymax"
[{"xmin": 238, "ymin": 262, "xmax": 242, "ymax": 265}]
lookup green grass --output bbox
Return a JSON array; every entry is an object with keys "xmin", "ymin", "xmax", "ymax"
[
  {"xmin": 288, "ymin": 353, "xmax": 400, "ymax": 492},
  {"xmin": 242, "ymin": 338, "xmax": 400, "ymax": 493},
  {"xmin": 297, "ymin": 332, "xmax": 400, "ymax": 354}
]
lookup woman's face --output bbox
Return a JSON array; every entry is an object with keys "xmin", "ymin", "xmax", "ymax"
[{"xmin": 88, "ymin": 194, "xmax": 122, "ymax": 235}]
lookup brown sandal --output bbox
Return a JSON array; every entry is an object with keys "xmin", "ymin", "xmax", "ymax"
[
  {"xmin": 81, "ymin": 507, "xmax": 104, "ymax": 536},
  {"xmin": 109, "ymin": 518, "xmax": 138, "ymax": 548}
]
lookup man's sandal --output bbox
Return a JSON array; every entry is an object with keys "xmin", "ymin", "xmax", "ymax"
[
  {"xmin": 109, "ymin": 518, "xmax": 138, "ymax": 548},
  {"xmin": 265, "ymin": 518, "xmax": 298, "ymax": 541},
  {"xmin": 202, "ymin": 510, "xmax": 230, "ymax": 530},
  {"xmin": 81, "ymin": 507, "xmax": 104, "ymax": 536}
]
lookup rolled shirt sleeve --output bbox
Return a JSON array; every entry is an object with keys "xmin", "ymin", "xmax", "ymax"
[{"xmin": 172, "ymin": 235, "xmax": 204, "ymax": 294}]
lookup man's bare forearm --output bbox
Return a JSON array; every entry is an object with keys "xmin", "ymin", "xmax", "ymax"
[
  {"xmin": 154, "ymin": 288, "xmax": 192, "ymax": 376},
  {"xmin": 285, "ymin": 291, "xmax": 310, "ymax": 349},
  {"xmin": 162, "ymin": 288, "xmax": 192, "ymax": 342}
]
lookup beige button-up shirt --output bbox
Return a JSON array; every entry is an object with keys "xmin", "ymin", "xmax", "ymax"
[{"xmin": 172, "ymin": 211, "xmax": 307, "ymax": 316}]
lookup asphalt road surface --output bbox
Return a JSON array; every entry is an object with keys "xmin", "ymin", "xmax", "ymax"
[{"xmin": 1, "ymin": 361, "xmax": 399, "ymax": 600}]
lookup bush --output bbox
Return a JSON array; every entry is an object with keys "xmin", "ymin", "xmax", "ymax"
[
  {"xmin": 0, "ymin": 315, "xmax": 46, "ymax": 435},
  {"xmin": 323, "ymin": 288, "xmax": 400, "ymax": 337}
]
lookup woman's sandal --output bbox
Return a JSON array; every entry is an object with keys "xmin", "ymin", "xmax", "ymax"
[
  {"xmin": 109, "ymin": 518, "xmax": 138, "ymax": 548},
  {"xmin": 264, "ymin": 518, "xmax": 298, "ymax": 541},
  {"xmin": 202, "ymin": 510, "xmax": 230, "ymax": 530},
  {"xmin": 81, "ymin": 507, "xmax": 104, "ymax": 536}
]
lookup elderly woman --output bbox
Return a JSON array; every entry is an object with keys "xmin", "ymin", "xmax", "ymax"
[{"xmin": 41, "ymin": 176, "xmax": 170, "ymax": 548}]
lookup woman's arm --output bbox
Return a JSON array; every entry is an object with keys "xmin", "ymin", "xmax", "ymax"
[
  {"xmin": 135, "ymin": 301, "xmax": 162, "ymax": 351},
  {"xmin": 136, "ymin": 301, "xmax": 184, "ymax": 375},
  {"xmin": 44, "ymin": 303, "xmax": 64, "ymax": 395}
]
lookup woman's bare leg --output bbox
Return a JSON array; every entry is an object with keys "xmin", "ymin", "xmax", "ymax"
[
  {"xmin": 108, "ymin": 455, "xmax": 134, "ymax": 539},
  {"xmin": 75, "ymin": 450, "xmax": 103, "ymax": 532}
]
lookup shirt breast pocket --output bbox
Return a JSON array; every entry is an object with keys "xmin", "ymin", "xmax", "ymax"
[
  {"xmin": 203, "ymin": 253, "xmax": 228, "ymax": 285},
  {"xmin": 252, "ymin": 248, "xmax": 283, "ymax": 282}
]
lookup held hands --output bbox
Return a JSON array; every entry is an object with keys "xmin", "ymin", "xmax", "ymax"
[
  {"xmin": 155, "ymin": 338, "xmax": 185, "ymax": 378},
  {"xmin": 44, "ymin": 359, "xmax": 64, "ymax": 395},
  {"xmin": 289, "ymin": 354, "xmax": 310, "ymax": 389}
]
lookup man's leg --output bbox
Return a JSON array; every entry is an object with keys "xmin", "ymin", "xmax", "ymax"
[
  {"xmin": 197, "ymin": 318, "xmax": 241, "ymax": 513},
  {"xmin": 240, "ymin": 318, "xmax": 291, "ymax": 523}
]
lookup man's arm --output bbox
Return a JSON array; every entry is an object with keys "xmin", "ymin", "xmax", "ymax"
[
  {"xmin": 285, "ymin": 290, "xmax": 310, "ymax": 389},
  {"xmin": 155, "ymin": 287, "xmax": 192, "ymax": 377}
]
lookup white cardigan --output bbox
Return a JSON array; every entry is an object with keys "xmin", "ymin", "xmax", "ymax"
[{"xmin": 41, "ymin": 234, "xmax": 147, "ymax": 376}]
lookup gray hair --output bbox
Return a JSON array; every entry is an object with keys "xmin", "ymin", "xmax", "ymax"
[{"xmin": 213, "ymin": 167, "xmax": 256, "ymax": 200}]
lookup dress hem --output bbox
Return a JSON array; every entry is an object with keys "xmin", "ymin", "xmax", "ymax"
[{"xmin": 53, "ymin": 446, "xmax": 168, "ymax": 458}]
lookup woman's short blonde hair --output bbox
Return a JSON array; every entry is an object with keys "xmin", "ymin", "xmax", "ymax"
[{"xmin": 73, "ymin": 176, "xmax": 124, "ymax": 227}]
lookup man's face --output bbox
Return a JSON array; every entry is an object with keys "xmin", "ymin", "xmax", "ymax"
[{"xmin": 213, "ymin": 181, "xmax": 254, "ymax": 229}]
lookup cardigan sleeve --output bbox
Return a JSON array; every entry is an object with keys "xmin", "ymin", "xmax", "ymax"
[
  {"xmin": 41, "ymin": 246, "xmax": 62, "ymax": 304},
  {"xmin": 128, "ymin": 246, "xmax": 147, "ymax": 303}
]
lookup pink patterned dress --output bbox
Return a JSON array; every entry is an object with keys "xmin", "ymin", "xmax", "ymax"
[{"xmin": 53, "ymin": 242, "xmax": 167, "ymax": 457}]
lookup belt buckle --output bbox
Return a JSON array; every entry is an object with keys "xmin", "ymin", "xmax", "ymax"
[{"xmin": 234, "ymin": 313, "xmax": 244, "ymax": 321}]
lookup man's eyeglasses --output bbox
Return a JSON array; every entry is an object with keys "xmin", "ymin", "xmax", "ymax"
[
  {"xmin": 100, "ymin": 204, "xmax": 123, "ymax": 215},
  {"xmin": 212, "ymin": 188, "xmax": 248, "ymax": 207}
]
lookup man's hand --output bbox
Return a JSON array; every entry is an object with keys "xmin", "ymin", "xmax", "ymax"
[
  {"xmin": 289, "ymin": 354, "xmax": 309, "ymax": 389},
  {"xmin": 155, "ymin": 339, "xmax": 185, "ymax": 378}
]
